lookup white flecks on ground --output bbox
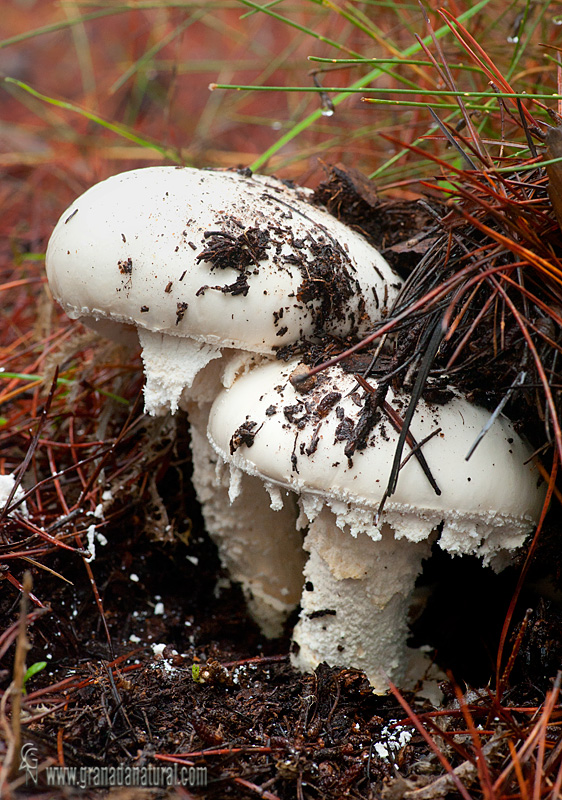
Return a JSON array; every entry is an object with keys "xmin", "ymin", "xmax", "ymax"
[
  {"xmin": 373, "ymin": 742, "xmax": 390, "ymax": 759},
  {"xmin": 374, "ymin": 723, "xmax": 413, "ymax": 764},
  {"xmin": 85, "ymin": 525, "xmax": 96, "ymax": 561},
  {"xmin": 85, "ymin": 524, "xmax": 108, "ymax": 562},
  {"xmin": 149, "ymin": 643, "xmax": 183, "ymax": 675},
  {"xmin": 85, "ymin": 525, "xmax": 97, "ymax": 562}
]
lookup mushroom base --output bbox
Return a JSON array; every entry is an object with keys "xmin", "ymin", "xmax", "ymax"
[{"xmin": 291, "ymin": 507, "xmax": 433, "ymax": 692}]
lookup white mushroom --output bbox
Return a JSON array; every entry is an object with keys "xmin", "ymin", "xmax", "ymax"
[
  {"xmin": 207, "ymin": 357, "xmax": 545, "ymax": 690},
  {"xmin": 45, "ymin": 166, "xmax": 402, "ymax": 636},
  {"xmin": 46, "ymin": 167, "xmax": 399, "ymax": 374},
  {"xmin": 0, "ymin": 474, "xmax": 28, "ymax": 518}
]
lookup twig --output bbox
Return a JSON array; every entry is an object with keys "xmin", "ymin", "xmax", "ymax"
[
  {"xmin": 496, "ymin": 452, "xmax": 558, "ymax": 696},
  {"xmin": 234, "ymin": 776, "xmax": 281, "ymax": 800},
  {"xmin": 404, "ymin": 737, "xmax": 503, "ymax": 799},
  {"xmin": 0, "ymin": 571, "xmax": 33, "ymax": 786},
  {"xmin": 388, "ymin": 681, "xmax": 474, "ymax": 800},
  {"xmin": 0, "ymin": 369, "xmax": 59, "ymax": 524},
  {"xmin": 380, "ymin": 316, "xmax": 444, "ymax": 510},
  {"xmin": 465, "ymin": 370, "xmax": 527, "ymax": 460}
]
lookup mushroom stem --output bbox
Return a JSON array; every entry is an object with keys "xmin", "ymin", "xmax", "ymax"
[
  {"xmin": 291, "ymin": 507, "xmax": 432, "ymax": 692},
  {"xmin": 137, "ymin": 336, "xmax": 306, "ymax": 636},
  {"xmin": 188, "ymin": 404, "xmax": 305, "ymax": 637}
]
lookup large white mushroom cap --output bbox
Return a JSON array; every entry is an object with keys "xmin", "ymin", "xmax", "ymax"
[
  {"xmin": 46, "ymin": 167, "xmax": 400, "ymax": 353},
  {"xmin": 208, "ymin": 358, "xmax": 544, "ymax": 560}
]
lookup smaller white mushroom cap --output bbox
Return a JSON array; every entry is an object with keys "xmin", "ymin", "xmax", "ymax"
[
  {"xmin": 207, "ymin": 358, "xmax": 544, "ymax": 560},
  {"xmin": 46, "ymin": 167, "xmax": 400, "ymax": 353},
  {"xmin": 207, "ymin": 357, "xmax": 545, "ymax": 688}
]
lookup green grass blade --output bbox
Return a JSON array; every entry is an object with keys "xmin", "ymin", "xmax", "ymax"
[
  {"xmin": 0, "ymin": 372, "xmax": 130, "ymax": 405},
  {"xmin": 308, "ymin": 56, "xmax": 482, "ymax": 72},
  {"xmin": 213, "ymin": 85, "xmax": 561, "ymax": 101},
  {"xmin": 248, "ymin": 0, "xmax": 492, "ymax": 171},
  {"xmin": 0, "ymin": 8, "xmax": 128, "ymax": 49},
  {"xmin": 238, "ymin": 0, "xmax": 363, "ymax": 57},
  {"xmin": 3, "ymin": 78, "xmax": 183, "ymax": 163}
]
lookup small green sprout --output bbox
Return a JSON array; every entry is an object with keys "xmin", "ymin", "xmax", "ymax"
[{"xmin": 22, "ymin": 661, "xmax": 47, "ymax": 694}]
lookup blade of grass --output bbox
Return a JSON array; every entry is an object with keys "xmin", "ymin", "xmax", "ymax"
[
  {"xmin": 308, "ymin": 55, "xmax": 483, "ymax": 72},
  {"xmin": 247, "ymin": 0, "xmax": 492, "ymax": 171},
  {"xmin": 506, "ymin": 0, "xmax": 551, "ymax": 82},
  {"xmin": 64, "ymin": 1, "xmax": 97, "ymax": 99},
  {"xmin": 238, "ymin": 0, "xmax": 364, "ymax": 58},
  {"xmin": 0, "ymin": 7, "xmax": 130, "ymax": 49},
  {"xmin": 212, "ymin": 85, "xmax": 561, "ymax": 101},
  {"xmin": 3, "ymin": 78, "xmax": 182, "ymax": 163},
  {"xmin": 110, "ymin": 12, "xmax": 203, "ymax": 95},
  {"xmin": 363, "ymin": 98, "xmax": 489, "ymax": 110},
  {"xmin": 240, "ymin": 0, "xmax": 284, "ymax": 20},
  {"xmin": 415, "ymin": 8, "xmax": 490, "ymax": 166},
  {"xmin": 0, "ymin": 372, "xmax": 130, "ymax": 406}
]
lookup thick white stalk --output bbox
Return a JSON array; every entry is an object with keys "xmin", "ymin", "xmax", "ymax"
[
  {"xmin": 292, "ymin": 507, "xmax": 432, "ymax": 692},
  {"xmin": 189, "ymin": 403, "xmax": 305, "ymax": 638}
]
